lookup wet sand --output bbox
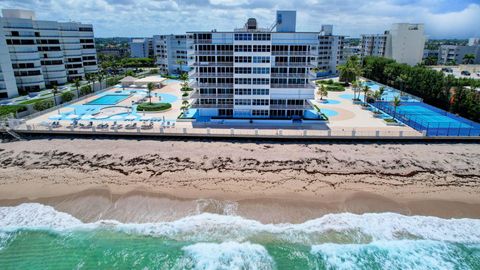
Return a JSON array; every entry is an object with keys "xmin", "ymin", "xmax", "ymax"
[{"xmin": 0, "ymin": 138, "xmax": 479, "ymax": 223}]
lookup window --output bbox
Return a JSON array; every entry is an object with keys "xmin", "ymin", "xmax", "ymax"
[
  {"xmin": 235, "ymin": 89, "xmax": 252, "ymax": 95},
  {"xmin": 218, "ymin": 88, "xmax": 233, "ymax": 95},
  {"xmin": 234, "ymin": 33, "xmax": 252, "ymax": 41},
  {"xmin": 234, "ymin": 56, "xmax": 252, "ymax": 63},
  {"xmin": 11, "ymin": 31, "xmax": 19, "ymax": 37},
  {"xmin": 253, "ymin": 56, "xmax": 270, "ymax": 63},
  {"xmin": 234, "ymin": 45, "xmax": 252, "ymax": 52},
  {"xmin": 252, "ymin": 89, "xmax": 269, "ymax": 95},
  {"xmin": 234, "ymin": 78, "xmax": 252, "ymax": 85},
  {"xmin": 252, "ymin": 99, "xmax": 269, "ymax": 106},
  {"xmin": 252, "ymin": 78, "xmax": 269, "ymax": 85},
  {"xmin": 234, "ymin": 67, "xmax": 252, "ymax": 74},
  {"xmin": 235, "ymin": 99, "xmax": 251, "ymax": 105},
  {"xmin": 252, "ymin": 110, "xmax": 269, "ymax": 116},
  {"xmin": 252, "ymin": 67, "xmax": 269, "ymax": 74},
  {"xmin": 253, "ymin": 33, "xmax": 271, "ymax": 41},
  {"xmin": 253, "ymin": 45, "xmax": 270, "ymax": 52}
]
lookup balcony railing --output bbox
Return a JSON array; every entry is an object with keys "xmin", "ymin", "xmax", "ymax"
[
  {"xmin": 192, "ymin": 62, "xmax": 234, "ymax": 67},
  {"xmin": 191, "ymin": 103, "xmax": 234, "ymax": 109},
  {"xmin": 273, "ymin": 62, "xmax": 314, "ymax": 67},
  {"xmin": 196, "ymin": 50, "xmax": 234, "ymax": 55},
  {"xmin": 190, "ymin": 72, "xmax": 234, "ymax": 78},
  {"xmin": 190, "ymin": 82, "xmax": 234, "ymax": 88},
  {"xmin": 270, "ymin": 104, "xmax": 312, "ymax": 109},
  {"xmin": 193, "ymin": 39, "xmax": 212, "ymax": 44},
  {"xmin": 271, "ymin": 73, "xmax": 310, "ymax": 78},
  {"xmin": 271, "ymin": 51, "xmax": 312, "ymax": 56},
  {"xmin": 191, "ymin": 93, "xmax": 234, "ymax": 99},
  {"xmin": 270, "ymin": 83, "xmax": 315, "ymax": 89}
]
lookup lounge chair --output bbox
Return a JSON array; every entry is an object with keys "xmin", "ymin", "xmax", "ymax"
[
  {"xmin": 141, "ymin": 122, "xmax": 154, "ymax": 130},
  {"xmin": 125, "ymin": 123, "xmax": 137, "ymax": 130}
]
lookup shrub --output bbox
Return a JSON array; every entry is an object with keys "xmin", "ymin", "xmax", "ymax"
[
  {"xmin": 33, "ymin": 99, "xmax": 54, "ymax": 111},
  {"xmin": 137, "ymin": 102, "xmax": 172, "ymax": 112},
  {"xmin": 19, "ymin": 98, "xmax": 47, "ymax": 105},
  {"xmin": 106, "ymin": 76, "xmax": 121, "ymax": 87},
  {"xmin": 326, "ymin": 85, "xmax": 345, "ymax": 91},
  {"xmin": 149, "ymin": 69, "xmax": 159, "ymax": 74},
  {"xmin": 0, "ymin": 105, "xmax": 27, "ymax": 117},
  {"xmin": 61, "ymin": 91, "xmax": 75, "ymax": 102},
  {"xmin": 80, "ymin": 85, "xmax": 92, "ymax": 96}
]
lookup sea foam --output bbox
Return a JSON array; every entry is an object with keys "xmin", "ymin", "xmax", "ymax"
[
  {"xmin": 1, "ymin": 203, "xmax": 480, "ymax": 244},
  {"xmin": 174, "ymin": 242, "xmax": 275, "ymax": 270}
]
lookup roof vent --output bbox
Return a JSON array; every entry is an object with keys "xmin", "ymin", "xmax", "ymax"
[{"xmin": 246, "ymin": 18, "xmax": 257, "ymax": 30}]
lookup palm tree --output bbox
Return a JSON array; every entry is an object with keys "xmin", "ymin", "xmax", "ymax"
[
  {"xmin": 85, "ymin": 73, "xmax": 96, "ymax": 91},
  {"xmin": 372, "ymin": 90, "xmax": 382, "ymax": 113},
  {"xmin": 73, "ymin": 78, "xmax": 81, "ymax": 98},
  {"xmin": 319, "ymin": 84, "xmax": 328, "ymax": 100},
  {"xmin": 182, "ymin": 100, "xmax": 189, "ymax": 112},
  {"xmin": 362, "ymin": 85, "xmax": 370, "ymax": 104},
  {"xmin": 379, "ymin": 86, "xmax": 386, "ymax": 98},
  {"xmin": 97, "ymin": 72, "xmax": 105, "ymax": 90},
  {"xmin": 392, "ymin": 96, "xmax": 401, "ymax": 119},
  {"xmin": 337, "ymin": 56, "xmax": 362, "ymax": 83},
  {"xmin": 147, "ymin": 82, "xmax": 154, "ymax": 104},
  {"xmin": 351, "ymin": 80, "xmax": 359, "ymax": 100},
  {"xmin": 176, "ymin": 60, "xmax": 185, "ymax": 74},
  {"xmin": 51, "ymin": 84, "xmax": 59, "ymax": 106},
  {"xmin": 463, "ymin": 54, "xmax": 475, "ymax": 64}
]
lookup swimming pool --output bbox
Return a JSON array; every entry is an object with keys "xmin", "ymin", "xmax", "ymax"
[
  {"xmin": 374, "ymin": 101, "xmax": 480, "ymax": 136},
  {"xmin": 86, "ymin": 95, "xmax": 130, "ymax": 105}
]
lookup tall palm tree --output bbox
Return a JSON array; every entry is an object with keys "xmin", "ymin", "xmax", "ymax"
[
  {"xmin": 182, "ymin": 100, "xmax": 189, "ymax": 112},
  {"xmin": 176, "ymin": 60, "xmax": 185, "ymax": 74},
  {"xmin": 97, "ymin": 72, "xmax": 105, "ymax": 90},
  {"xmin": 73, "ymin": 78, "xmax": 81, "ymax": 98},
  {"xmin": 392, "ymin": 96, "xmax": 401, "ymax": 119},
  {"xmin": 463, "ymin": 54, "xmax": 475, "ymax": 64},
  {"xmin": 320, "ymin": 84, "xmax": 328, "ymax": 100},
  {"xmin": 351, "ymin": 80, "xmax": 359, "ymax": 100},
  {"xmin": 147, "ymin": 82, "xmax": 154, "ymax": 104},
  {"xmin": 85, "ymin": 73, "xmax": 96, "ymax": 92},
  {"xmin": 362, "ymin": 85, "xmax": 370, "ymax": 104},
  {"xmin": 51, "ymin": 84, "xmax": 59, "ymax": 106},
  {"xmin": 372, "ymin": 90, "xmax": 381, "ymax": 113},
  {"xmin": 379, "ymin": 86, "xmax": 386, "ymax": 98}
]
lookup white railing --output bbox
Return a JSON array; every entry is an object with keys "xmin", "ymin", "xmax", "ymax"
[{"xmin": 11, "ymin": 122, "xmax": 425, "ymax": 139}]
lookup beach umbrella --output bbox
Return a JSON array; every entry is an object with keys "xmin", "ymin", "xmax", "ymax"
[
  {"xmin": 125, "ymin": 115, "xmax": 137, "ymax": 120},
  {"xmin": 67, "ymin": 114, "xmax": 79, "ymax": 119},
  {"xmin": 48, "ymin": 114, "xmax": 62, "ymax": 120}
]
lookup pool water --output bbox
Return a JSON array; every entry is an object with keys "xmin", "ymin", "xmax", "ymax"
[
  {"xmin": 339, "ymin": 94, "xmax": 355, "ymax": 100},
  {"xmin": 86, "ymin": 95, "xmax": 130, "ymax": 105},
  {"xmin": 362, "ymin": 81, "xmax": 419, "ymax": 102},
  {"xmin": 321, "ymin": 99, "xmax": 341, "ymax": 105},
  {"xmin": 321, "ymin": 108, "xmax": 339, "ymax": 117}
]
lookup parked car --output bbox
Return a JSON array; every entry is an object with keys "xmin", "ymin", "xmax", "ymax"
[{"xmin": 461, "ymin": 70, "xmax": 471, "ymax": 76}]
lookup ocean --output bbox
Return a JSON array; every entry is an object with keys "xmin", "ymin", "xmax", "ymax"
[{"xmin": 1, "ymin": 203, "xmax": 480, "ymax": 269}]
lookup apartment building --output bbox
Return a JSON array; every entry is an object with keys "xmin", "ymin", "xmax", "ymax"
[
  {"xmin": 153, "ymin": 34, "xmax": 188, "ymax": 75},
  {"xmin": 129, "ymin": 38, "xmax": 153, "ymax": 58},
  {"xmin": 0, "ymin": 9, "xmax": 98, "ymax": 98},
  {"xmin": 188, "ymin": 11, "xmax": 321, "ymax": 119},
  {"xmin": 361, "ymin": 23, "xmax": 425, "ymax": 66},
  {"xmin": 317, "ymin": 25, "xmax": 345, "ymax": 74},
  {"xmin": 438, "ymin": 45, "xmax": 480, "ymax": 65}
]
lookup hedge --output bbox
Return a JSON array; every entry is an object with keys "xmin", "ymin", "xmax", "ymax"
[
  {"xmin": 19, "ymin": 98, "xmax": 47, "ymax": 105},
  {"xmin": 0, "ymin": 105, "xmax": 27, "ymax": 117},
  {"xmin": 61, "ymin": 91, "xmax": 75, "ymax": 102},
  {"xmin": 33, "ymin": 99, "xmax": 54, "ymax": 111},
  {"xmin": 137, "ymin": 102, "xmax": 172, "ymax": 112},
  {"xmin": 325, "ymin": 85, "xmax": 345, "ymax": 91},
  {"xmin": 80, "ymin": 85, "xmax": 92, "ymax": 96}
]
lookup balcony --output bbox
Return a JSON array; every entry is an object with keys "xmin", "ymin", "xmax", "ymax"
[
  {"xmin": 270, "ymin": 104, "xmax": 312, "ymax": 109},
  {"xmin": 196, "ymin": 50, "xmax": 234, "ymax": 55},
  {"xmin": 190, "ymin": 82, "xmax": 234, "ymax": 88},
  {"xmin": 271, "ymin": 73, "xmax": 310, "ymax": 78},
  {"xmin": 271, "ymin": 51, "xmax": 312, "ymax": 56},
  {"xmin": 190, "ymin": 72, "xmax": 234, "ymax": 78},
  {"xmin": 273, "ymin": 62, "xmax": 314, "ymax": 67},
  {"xmin": 270, "ymin": 83, "xmax": 315, "ymax": 89},
  {"xmin": 192, "ymin": 62, "xmax": 234, "ymax": 67},
  {"xmin": 193, "ymin": 39, "xmax": 212, "ymax": 44},
  {"xmin": 191, "ymin": 103, "xmax": 234, "ymax": 109},
  {"xmin": 190, "ymin": 93, "xmax": 234, "ymax": 99}
]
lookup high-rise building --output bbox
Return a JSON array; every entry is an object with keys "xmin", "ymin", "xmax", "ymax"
[
  {"xmin": 129, "ymin": 38, "xmax": 153, "ymax": 58},
  {"xmin": 0, "ymin": 9, "xmax": 98, "ymax": 98},
  {"xmin": 361, "ymin": 23, "xmax": 425, "ymax": 66},
  {"xmin": 188, "ymin": 10, "xmax": 334, "ymax": 119},
  {"xmin": 317, "ymin": 24, "xmax": 345, "ymax": 74},
  {"xmin": 468, "ymin": 38, "xmax": 480, "ymax": 46},
  {"xmin": 153, "ymin": 34, "xmax": 188, "ymax": 75}
]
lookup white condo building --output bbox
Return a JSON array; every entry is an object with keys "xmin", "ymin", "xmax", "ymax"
[
  {"xmin": 153, "ymin": 34, "xmax": 188, "ymax": 75},
  {"xmin": 188, "ymin": 11, "xmax": 340, "ymax": 119},
  {"xmin": 0, "ymin": 9, "xmax": 98, "ymax": 98},
  {"xmin": 361, "ymin": 23, "xmax": 425, "ymax": 66}
]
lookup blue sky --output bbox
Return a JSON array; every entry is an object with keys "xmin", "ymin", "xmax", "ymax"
[{"xmin": 1, "ymin": 0, "xmax": 479, "ymax": 39}]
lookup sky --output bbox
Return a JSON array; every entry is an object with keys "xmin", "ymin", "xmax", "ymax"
[{"xmin": 1, "ymin": 0, "xmax": 479, "ymax": 39}]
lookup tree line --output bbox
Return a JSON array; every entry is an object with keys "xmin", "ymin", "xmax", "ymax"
[{"xmin": 360, "ymin": 56, "xmax": 480, "ymax": 122}]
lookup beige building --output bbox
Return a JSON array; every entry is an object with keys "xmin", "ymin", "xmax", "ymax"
[{"xmin": 361, "ymin": 23, "xmax": 425, "ymax": 66}]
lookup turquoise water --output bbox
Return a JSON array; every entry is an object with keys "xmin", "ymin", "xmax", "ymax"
[
  {"xmin": 339, "ymin": 93, "xmax": 355, "ymax": 100},
  {"xmin": 86, "ymin": 95, "xmax": 130, "ymax": 105},
  {"xmin": 321, "ymin": 108, "xmax": 339, "ymax": 117},
  {"xmin": 321, "ymin": 99, "xmax": 341, "ymax": 105},
  {"xmin": 3, "ymin": 204, "xmax": 479, "ymax": 269}
]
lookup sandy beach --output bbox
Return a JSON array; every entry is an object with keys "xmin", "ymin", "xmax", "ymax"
[{"xmin": 0, "ymin": 138, "xmax": 479, "ymax": 223}]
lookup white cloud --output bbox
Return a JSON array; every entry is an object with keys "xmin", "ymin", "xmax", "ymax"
[{"xmin": 1, "ymin": 0, "xmax": 478, "ymax": 38}]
